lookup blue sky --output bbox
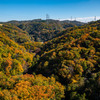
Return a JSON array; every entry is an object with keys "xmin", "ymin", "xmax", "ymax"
[{"xmin": 0, "ymin": 0, "xmax": 100, "ymax": 22}]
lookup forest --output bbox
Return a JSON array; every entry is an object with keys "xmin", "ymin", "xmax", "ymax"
[{"xmin": 0, "ymin": 19, "xmax": 100, "ymax": 100}]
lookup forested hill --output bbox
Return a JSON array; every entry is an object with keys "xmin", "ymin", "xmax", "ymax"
[
  {"xmin": 0, "ymin": 23, "xmax": 32, "ymax": 44},
  {"xmin": 30, "ymin": 20, "xmax": 100, "ymax": 100},
  {"xmin": 0, "ymin": 23, "xmax": 65, "ymax": 100},
  {"xmin": 0, "ymin": 19, "xmax": 100, "ymax": 100},
  {"xmin": 4, "ymin": 19, "xmax": 84, "ymax": 42}
]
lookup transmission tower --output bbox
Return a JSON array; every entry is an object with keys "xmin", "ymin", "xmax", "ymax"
[
  {"xmin": 94, "ymin": 16, "xmax": 96, "ymax": 21},
  {"xmin": 71, "ymin": 16, "xmax": 72, "ymax": 21},
  {"xmin": 46, "ymin": 14, "xmax": 50, "ymax": 20},
  {"xmin": 46, "ymin": 14, "xmax": 50, "ymax": 24}
]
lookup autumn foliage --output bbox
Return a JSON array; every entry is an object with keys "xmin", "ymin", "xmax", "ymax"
[
  {"xmin": 0, "ymin": 72, "xmax": 65, "ymax": 100},
  {"xmin": 0, "ymin": 20, "xmax": 100, "ymax": 100}
]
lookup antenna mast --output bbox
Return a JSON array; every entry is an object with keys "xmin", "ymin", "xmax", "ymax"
[
  {"xmin": 46, "ymin": 14, "xmax": 50, "ymax": 24},
  {"xmin": 94, "ymin": 16, "xmax": 96, "ymax": 21},
  {"xmin": 46, "ymin": 14, "xmax": 50, "ymax": 20},
  {"xmin": 71, "ymin": 16, "xmax": 73, "ymax": 21}
]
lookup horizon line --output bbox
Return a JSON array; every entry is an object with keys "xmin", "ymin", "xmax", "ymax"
[{"xmin": 0, "ymin": 16, "xmax": 100, "ymax": 23}]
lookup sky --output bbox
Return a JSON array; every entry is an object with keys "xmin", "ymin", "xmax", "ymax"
[{"xmin": 0, "ymin": 0, "xmax": 100, "ymax": 22}]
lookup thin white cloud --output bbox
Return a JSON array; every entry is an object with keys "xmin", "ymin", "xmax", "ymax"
[{"xmin": 59, "ymin": 16, "xmax": 100, "ymax": 22}]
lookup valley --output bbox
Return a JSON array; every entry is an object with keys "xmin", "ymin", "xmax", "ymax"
[{"xmin": 0, "ymin": 19, "xmax": 100, "ymax": 100}]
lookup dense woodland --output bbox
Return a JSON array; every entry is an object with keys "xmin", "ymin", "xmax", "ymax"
[
  {"xmin": 5, "ymin": 19, "xmax": 84, "ymax": 42},
  {"xmin": 0, "ymin": 19, "xmax": 100, "ymax": 100}
]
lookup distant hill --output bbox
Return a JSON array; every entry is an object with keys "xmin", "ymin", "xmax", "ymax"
[
  {"xmin": 0, "ymin": 23, "xmax": 32, "ymax": 44},
  {"xmin": 0, "ymin": 18, "xmax": 100, "ymax": 100},
  {"xmin": 6, "ymin": 19, "xmax": 85, "ymax": 26},
  {"xmin": 30, "ymin": 20, "xmax": 100, "ymax": 100},
  {"xmin": 61, "ymin": 20, "xmax": 85, "ymax": 26},
  {"xmin": 0, "ymin": 30, "xmax": 65, "ymax": 100},
  {"xmin": 4, "ymin": 19, "xmax": 85, "ymax": 42}
]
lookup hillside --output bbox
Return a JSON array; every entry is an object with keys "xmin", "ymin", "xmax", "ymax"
[
  {"xmin": 0, "ymin": 32, "xmax": 34, "ymax": 74},
  {"xmin": 6, "ymin": 19, "xmax": 84, "ymax": 42},
  {"xmin": 0, "ymin": 23, "xmax": 32, "ymax": 43},
  {"xmin": 0, "ymin": 27, "xmax": 65, "ymax": 100},
  {"xmin": 0, "ymin": 19, "xmax": 100, "ymax": 100},
  {"xmin": 0, "ymin": 24, "xmax": 43, "ymax": 53},
  {"xmin": 30, "ymin": 20, "xmax": 100, "ymax": 100}
]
